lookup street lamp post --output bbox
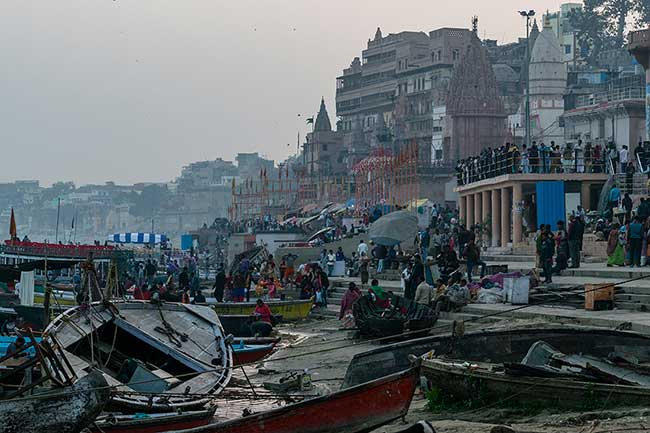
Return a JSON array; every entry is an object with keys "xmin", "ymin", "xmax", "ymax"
[{"xmin": 519, "ymin": 10, "xmax": 535, "ymax": 148}]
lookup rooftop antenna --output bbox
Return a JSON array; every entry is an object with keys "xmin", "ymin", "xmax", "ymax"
[{"xmin": 472, "ymin": 16, "xmax": 478, "ymax": 34}]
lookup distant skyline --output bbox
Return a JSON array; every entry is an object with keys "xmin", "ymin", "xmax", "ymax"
[{"xmin": 1, "ymin": 0, "xmax": 569, "ymax": 186}]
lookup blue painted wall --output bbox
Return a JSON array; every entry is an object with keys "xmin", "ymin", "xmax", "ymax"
[{"xmin": 536, "ymin": 181, "xmax": 566, "ymax": 228}]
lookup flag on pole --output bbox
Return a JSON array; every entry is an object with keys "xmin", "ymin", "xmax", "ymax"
[{"xmin": 9, "ymin": 208, "xmax": 16, "ymax": 239}]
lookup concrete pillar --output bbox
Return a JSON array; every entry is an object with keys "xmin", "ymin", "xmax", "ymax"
[
  {"xmin": 501, "ymin": 187, "xmax": 510, "ymax": 248},
  {"xmin": 491, "ymin": 189, "xmax": 500, "ymax": 247},
  {"xmin": 459, "ymin": 195, "xmax": 467, "ymax": 224},
  {"xmin": 466, "ymin": 194, "xmax": 475, "ymax": 227},
  {"xmin": 581, "ymin": 182, "xmax": 591, "ymax": 211},
  {"xmin": 512, "ymin": 183, "xmax": 523, "ymax": 244},
  {"xmin": 481, "ymin": 191, "xmax": 490, "ymax": 222},
  {"xmin": 646, "ymin": 68, "xmax": 650, "ymax": 141},
  {"xmin": 474, "ymin": 193, "xmax": 482, "ymax": 226}
]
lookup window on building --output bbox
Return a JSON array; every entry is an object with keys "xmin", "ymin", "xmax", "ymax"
[
  {"xmin": 322, "ymin": 144, "xmax": 328, "ymax": 152},
  {"xmin": 452, "ymin": 49, "xmax": 459, "ymax": 61},
  {"xmin": 565, "ymin": 45, "xmax": 571, "ymax": 54}
]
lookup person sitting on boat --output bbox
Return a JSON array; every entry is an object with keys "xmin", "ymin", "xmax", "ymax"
[
  {"xmin": 369, "ymin": 279, "xmax": 390, "ymax": 309},
  {"xmin": 133, "ymin": 284, "xmax": 151, "ymax": 301},
  {"xmin": 250, "ymin": 299, "xmax": 273, "ymax": 337},
  {"xmin": 339, "ymin": 282, "xmax": 361, "ymax": 328},
  {"xmin": 7, "ymin": 336, "xmax": 27, "ymax": 358},
  {"xmin": 192, "ymin": 290, "xmax": 206, "ymax": 304}
]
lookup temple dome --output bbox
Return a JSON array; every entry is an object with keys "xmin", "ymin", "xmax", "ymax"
[
  {"xmin": 528, "ymin": 22, "xmax": 567, "ymax": 96},
  {"xmin": 446, "ymin": 33, "xmax": 504, "ymax": 115},
  {"xmin": 314, "ymin": 98, "xmax": 332, "ymax": 132}
]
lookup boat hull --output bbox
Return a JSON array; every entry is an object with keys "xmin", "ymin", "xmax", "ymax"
[
  {"xmin": 0, "ymin": 370, "xmax": 110, "ymax": 433},
  {"xmin": 166, "ymin": 367, "xmax": 419, "ymax": 433},
  {"xmin": 212, "ymin": 299, "xmax": 311, "ymax": 321},
  {"xmin": 232, "ymin": 344, "xmax": 275, "ymax": 366},
  {"xmin": 90, "ymin": 409, "xmax": 214, "ymax": 433},
  {"xmin": 422, "ymin": 359, "xmax": 650, "ymax": 409}
]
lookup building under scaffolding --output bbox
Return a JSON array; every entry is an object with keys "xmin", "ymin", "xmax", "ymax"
[
  {"xmin": 229, "ymin": 165, "xmax": 299, "ymax": 221},
  {"xmin": 352, "ymin": 143, "xmax": 419, "ymax": 212}
]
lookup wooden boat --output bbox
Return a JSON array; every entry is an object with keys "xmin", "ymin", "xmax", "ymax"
[
  {"xmin": 43, "ymin": 301, "xmax": 233, "ymax": 413},
  {"xmin": 352, "ymin": 293, "xmax": 437, "ymax": 339},
  {"xmin": 89, "ymin": 408, "xmax": 215, "ymax": 433},
  {"xmin": 232, "ymin": 342, "xmax": 275, "ymax": 366},
  {"xmin": 166, "ymin": 367, "xmax": 419, "ymax": 433},
  {"xmin": 12, "ymin": 304, "xmax": 68, "ymax": 331},
  {"xmin": 1, "ymin": 370, "xmax": 110, "ymax": 433},
  {"xmin": 211, "ymin": 299, "xmax": 312, "ymax": 321},
  {"xmin": 356, "ymin": 327, "xmax": 650, "ymax": 409}
]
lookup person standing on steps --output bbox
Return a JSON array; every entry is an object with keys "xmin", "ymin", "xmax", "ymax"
[
  {"xmin": 567, "ymin": 215, "xmax": 581, "ymax": 269},
  {"xmin": 357, "ymin": 239, "xmax": 369, "ymax": 257},
  {"xmin": 540, "ymin": 232, "xmax": 555, "ymax": 283},
  {"xmin": 628, "ymin": 216, "xmax": 644, "ymax": 267}
]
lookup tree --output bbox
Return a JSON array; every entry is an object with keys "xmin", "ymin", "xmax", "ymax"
[
  {"xmin": 131, "ymin": 185, "xmax": 171, "ymax": 219},
  {"xmin": 634, "ymin": 0, "xmax": 650, "ymax": 27},
  {"xmin": 568, "ymin": 0, "xmax": 610, "ymax": 65},
  {"xmin": 603, "ymin": 0, "xmax": 634, "ymax": 48}
]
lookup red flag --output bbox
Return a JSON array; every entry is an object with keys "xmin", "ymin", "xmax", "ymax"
[{"xmin": 9, "ymin": 208, "xmax": 16, "ymax": 240}]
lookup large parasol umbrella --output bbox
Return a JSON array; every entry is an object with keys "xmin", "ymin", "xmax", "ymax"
[{"xmin": 368, "ymin": 210, "xmax": 418, "ymax": 246}]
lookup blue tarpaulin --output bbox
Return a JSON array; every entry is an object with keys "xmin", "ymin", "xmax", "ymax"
[{"xmin": 536, "ymin": 181, "xmax": 566, "ymax": 228}]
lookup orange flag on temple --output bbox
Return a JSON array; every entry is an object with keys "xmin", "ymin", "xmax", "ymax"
[{"xmin": 9, "ymin": 207, "xmax": 16, "ymax": 240}]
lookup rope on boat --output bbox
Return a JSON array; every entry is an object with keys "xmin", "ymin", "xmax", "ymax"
[{"xmin": 10, "ymin": 272, "xmax": 650, "ymax": 404}]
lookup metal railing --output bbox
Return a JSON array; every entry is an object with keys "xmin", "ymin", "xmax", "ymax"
[
  {"xmin": 575, "ymin": 86, "xmax": 645, "ymax": 108},
  {"xmin": 456, "ymin": 153, "xmax": 616, "ymax": 186}
]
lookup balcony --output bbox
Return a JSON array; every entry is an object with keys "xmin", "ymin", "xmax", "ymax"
[{"xmin": 575, "ymin": 86, "xmax": 645, "ymax": 108}]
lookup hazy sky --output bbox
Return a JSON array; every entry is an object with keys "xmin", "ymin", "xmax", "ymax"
[{"xmin": 0, "ymin": 0, "xmax": 567, "ymax": 186}]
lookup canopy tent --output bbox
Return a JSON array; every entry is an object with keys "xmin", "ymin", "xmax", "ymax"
[{"xmin": 109, "ymin": 233, "xmax": 168, "ymax": 244}]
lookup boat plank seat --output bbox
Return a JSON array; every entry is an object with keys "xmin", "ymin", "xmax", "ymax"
[{"xmin": 151, "ymin": 368, "xmax": 181, "ymax": 387}]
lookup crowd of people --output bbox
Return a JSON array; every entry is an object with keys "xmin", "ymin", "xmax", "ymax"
[{"xmin": 456, "ymin": 141, "xmax": 650, "ymax": 186}]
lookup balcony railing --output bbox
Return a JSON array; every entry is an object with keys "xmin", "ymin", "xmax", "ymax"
[
  {"xmin": 575, "ymin": 86, "xmax": 645, "ymax": 108},
  {"xmin": 456, "ymin": 153, "xmax": 615, "ymax": 187}
]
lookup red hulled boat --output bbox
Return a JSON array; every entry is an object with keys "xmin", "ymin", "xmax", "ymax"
[
  {"xmin": 232, "ymin": 343, "xmax": 276, "ymax": 366},
  {"xmin": 166, "ymin": 367, "xmax": 419, "ymax": 433},
  {"xmin": 90, "ymin": 409, "xmax": 215, "ymax": 433}
]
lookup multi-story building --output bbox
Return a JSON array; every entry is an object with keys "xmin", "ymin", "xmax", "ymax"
[
  {"xmin": 563, "ymin": 73, "xmax": 646, "ymax": 148},
  {"xmin": 336, "ymin": 28, "xmax": 430, "ymax": 169},
  {"xmin": 177, "ymin": 158, "xmax": 238, "ymax": 189},
  {"xmin": 394, "ymin": 28, "xmax": 472, "ymax": 163},
  {"xmin": 236, "ymin": 152, "xmax": 275, "ymax": 183},
  {"xmin": 543, "ymin": 3, "xmax": 582, "ymax": 66}
]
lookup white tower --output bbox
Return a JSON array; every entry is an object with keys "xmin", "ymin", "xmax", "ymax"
[{"xmin": 528, "ymin": 16, "xmax": 567, "ymax": 145}]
